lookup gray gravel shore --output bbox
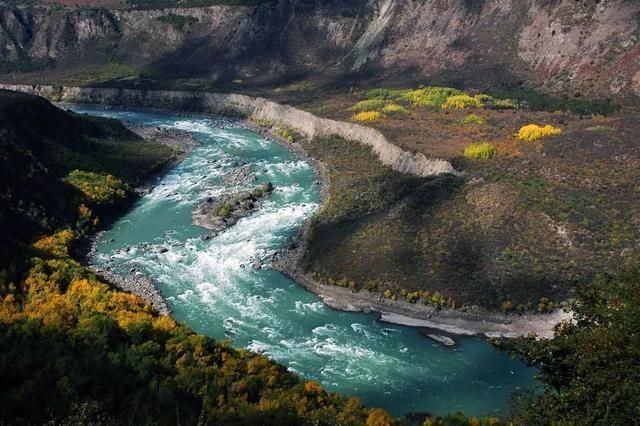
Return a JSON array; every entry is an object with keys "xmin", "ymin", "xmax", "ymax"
[{"xmin": 84, "ymin": 122, "xmax": 197, "ymax": 316}]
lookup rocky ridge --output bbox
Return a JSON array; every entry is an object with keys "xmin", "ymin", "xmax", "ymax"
[
  {"xmin": 0, "ymin": 84, "xmax": 456, "ymax": 177},
  {"xmin": 1, "ymin": 1, "xmax": 639, "ymax": 97}
]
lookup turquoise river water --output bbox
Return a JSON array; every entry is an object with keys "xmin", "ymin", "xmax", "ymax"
[{"xmin": 78, "ymin": 106, "xmax": 537, "ymax": 417}]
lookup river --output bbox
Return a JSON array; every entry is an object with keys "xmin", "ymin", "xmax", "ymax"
[{"xmin": 78, "ymin": 106, "xmax": 536, "ymax": 417}]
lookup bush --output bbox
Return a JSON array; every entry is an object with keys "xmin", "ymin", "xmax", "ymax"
[
  {"xmin": 214, "ymin": 202, "xmax": 233, "ymax": 218},
  {"xmin": 274, "ymin": 126, "xmax": 301, "ymax": 143},
  {"xmin": 381, "ymin": 103, "xmax": 408, "ymax": 115},
  {"xmin": 491, "ymin": 98, "xmax": 520, "ymax": 110},
  {"xmin": 442, "ymin": 94, "xmax": 483, "ymax": 109},
  {"xmin": 401, "ymin": 86, "xmax": 463, "ymax": 107},
  {"xmin": 64, "ymin": 170, "xmax": 129, "ymax": 204},
  {"xmin": 517, "ymin": 124, "xmax": 562, "ymax": 142},
  {"xmin": 352, "ymin": 111, "xmax": 382, "ymax": 122},
  {"xmin": 348, "ymin": 99, "xmax": 386, "ymax": 113},
  {"xmin": 366, "ymin": 88, "xmax": 406, "ymax": 100},
  {"xmin": 463, "ymin": 142, "xmax": 497, "ymax": 159},
  {"xmin": 459, "ymin": 113, "xmax": 485, "ymax": 124}
]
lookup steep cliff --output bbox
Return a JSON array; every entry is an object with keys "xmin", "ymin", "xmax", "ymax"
[{"xmin": 1, "ymin": 0, "xmax": 639, "ymax": 97}]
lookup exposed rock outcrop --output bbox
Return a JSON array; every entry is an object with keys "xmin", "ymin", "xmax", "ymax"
[
  {"xmin": 1, "ymin": 1, "xmax": 639, "ymax": 96},
  {"xmin": 193, "ymin": 182, "xmax": 274, "ymax": 232}
]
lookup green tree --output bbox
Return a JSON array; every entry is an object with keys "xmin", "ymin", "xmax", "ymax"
[{"xmin": 496, "ymin": 264, "xmax": 640, "ymax": 425}]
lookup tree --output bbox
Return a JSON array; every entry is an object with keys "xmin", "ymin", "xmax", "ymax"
[{"xmin": 496, "ymin": 263, "xmax": 640, "ymax": 424}]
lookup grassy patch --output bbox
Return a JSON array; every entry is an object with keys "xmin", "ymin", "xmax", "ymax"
[
  {"xmin": 214, "ymin": 202, "xmax": 233, "ymax": 218},
  {"xmin": 586, "ymin": 125, "xmax": 615, "ymax": 132},
  {"xmin": 352, "ymin": 111, "xmax": 382, "ymax": 122},
  {"xmin": 348, "ymin": 99, "xmax": 386, "ymax": 113},
  {"xmin": 401, "ymin": 86, "xmax": 463, "ymax": 107},
  {"xmin": 493, "ymin": 85, "xmax": 617, "ymax": 115},
  {"xmin": 459, "ymin": 113, "xmax": 485, "ymax": 124},
  {"xmin": 60, "ymin": 63, "xmax": 138, "ymax": 85},
  {"xmin": 442, "ymin": 94, "xmax": 483, "ymax": 109},
  {"xmin": 463, "ymin": 142, "xmax": 496, "ymax": 159},
  {"xmin": 381, "ymin": 102, "xmax": 408, "ymax": 116},
  {"xmin": 125, "ymin": 0, "xmax": 269, "ymax": 8}
]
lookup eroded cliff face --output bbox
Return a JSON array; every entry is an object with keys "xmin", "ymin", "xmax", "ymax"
[
  {"xmin": 1, "ymin": 0, "xmax": 639, "ymax": 97},
  {"xmin": 0, "ymin": 83, "xmax": 455, "ymax": 177}
]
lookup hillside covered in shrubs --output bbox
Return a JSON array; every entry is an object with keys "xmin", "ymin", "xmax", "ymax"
[{"xmin": 0, "ymin": 90, "xmax": 394, "ymax": 425}]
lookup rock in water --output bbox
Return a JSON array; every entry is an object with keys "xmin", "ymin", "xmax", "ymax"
[{"xmin": 192, "ymin": 182, "xmax": 275, "ymax": 232}]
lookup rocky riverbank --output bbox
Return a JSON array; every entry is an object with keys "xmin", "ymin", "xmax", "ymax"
[
  {"xmin": 264, "ymin": 156, "xmax": 572, "ymax": 340},
  {"xmin": 83, "ymin": 120, "xmax": 197, "ymax": 316},
  {"xmin": 276, "ymin": 250, "xmax": 572, "ymax": 339},
  {"xmin": 91, "ymin": 263, "xmax": 171, "ymax": 316}
]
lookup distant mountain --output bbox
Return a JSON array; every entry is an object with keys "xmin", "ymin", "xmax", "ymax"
[{"xmin": 1, "ymin": 0, "xmax": 639, "ymax": 98}]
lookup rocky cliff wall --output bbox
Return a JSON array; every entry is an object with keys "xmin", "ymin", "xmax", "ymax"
[
  {"xmin": 0, "ymin": 84, "xmax": 454, "ymax": 177},
  {"xmin": 1, "ymin": 0, "xmax": 639, "ymax": 96}
]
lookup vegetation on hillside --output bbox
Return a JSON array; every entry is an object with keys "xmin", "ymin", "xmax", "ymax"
[
  {"xmin": 345, "ymin": 86, "xmax": 518, "ymax": 124},
  {"xmin": 64, "ymin": 170, "xmax": 130, "ymax": 204},
  {"xmin": 0, "ymin": 228, "xmax": 392, "ymax": 425},
  {"xmin": 495, "ymin": 264, "xmax": 640, "ymax": 424},
  {"xmin": 0, "ymin": 90, "xmax": 395, "ymax": 425},
  {"xmin": 125, "ymin": 0, "xmax": 272, "ymax": 9},
  {"xmin": 0, "ymin": 90, "xmax": 173, "ymax": 287},
  {"xmin": 517, "ymin": 124, "xmax": 562, "ymax": 142},
  {"xmin": 463, "ymin": 142, "xmax": 496, "ymax": 160}
]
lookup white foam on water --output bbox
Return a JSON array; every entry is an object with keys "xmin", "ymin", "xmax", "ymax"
[
  {"xmin": 84, "ymin": 106, "xmax": 538, "ymax": 419},
  {"xmin": 293, "ymin": 301, "xmax": 325, "ymax": 315}
]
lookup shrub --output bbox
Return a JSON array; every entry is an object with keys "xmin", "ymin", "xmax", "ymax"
[
  {"xmin": 274, "ymin": 126, "xmax": 301, "ymax": 143},
  {"xmin": 64, "ymin": 170, "xmax": 129, "ymax": 204},
  {"xmin": 381, "ymin": 103, "xmax": 408, "ymax": 115},
  {"xmin": 501, "ymin": 300, "xmax": 513, "ymax": 313},
  {"xmin": 401, "ymin": 86, "xmax": 463, "ymax": 107},
  {"xmin": 517, "ymin": 124, "xmax": 562, "ymax": 142},
  {"xmin": 459, "ymin": 113, "xmax": 485, "ymax": 124},
  {"xmin": 442, "ymin": 94, "xmax": 483, "ymax": 109},
  {"xmin": 352, "ymin": 111, "xmax": 382, "ymax": 122},
  {"xmin": 251, "ymin": 118, "xmax": 273, "ymax": 128},
  {"xmin": 586, "ymin": 125, "xmax": 615, "ymax": 132},
  {"xmin": 463, "ymin": 142, "xmax": 497, "ymax": 159},
  {"xmin": 366, "ymin": 88, "xmax": 406, "ymax": 100},
  {"xmin": 214, "ymin": 202, "xmax": 233, "ymax": 219},
  {"xmin": 348, "ymin": 99, "xmax": 386, "ymax": 112},
  {"xmin": 491, "ymin": 98, "xmax": 520, "ymax": 110}
]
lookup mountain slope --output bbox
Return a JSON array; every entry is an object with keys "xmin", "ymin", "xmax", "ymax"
[
  {"xmin": 0, "ymin": 89, "xmax": 172, "ymax": 285},
  {"xmin": 0, "ymin": 89, "xmax": 398, "ymax": 425},
  {"xmin": 1, "ymin": 0, "xmax": 639, "ymax": 98}
]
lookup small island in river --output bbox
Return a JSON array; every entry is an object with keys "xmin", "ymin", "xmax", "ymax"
[{"xmin": 192, "ymin": 182, "xmax": 274, "ymax": 232}]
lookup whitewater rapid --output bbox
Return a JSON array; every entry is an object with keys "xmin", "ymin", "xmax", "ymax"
[{"xmin": 80, "ymin": 106, "xmax": 537, "ymax": 417}]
